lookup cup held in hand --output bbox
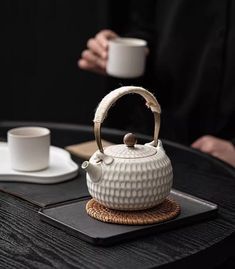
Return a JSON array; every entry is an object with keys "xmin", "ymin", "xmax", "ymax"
[{"xmin": 107, "ymin": 37, "xmax": 147, "ymax": 79}]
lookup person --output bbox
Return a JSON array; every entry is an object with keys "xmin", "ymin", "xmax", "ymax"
[{"xmin": 78, "ymin": 1, "xmax": 235, "ymax": 167}]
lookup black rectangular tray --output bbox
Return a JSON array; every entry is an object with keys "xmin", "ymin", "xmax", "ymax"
[{"xmin": 39, "ymin": 189, "xmax": 218, "ymax": 246}]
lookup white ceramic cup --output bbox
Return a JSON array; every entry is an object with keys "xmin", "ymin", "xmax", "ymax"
[
  {"xmin": 7, "ymin": 127, "xmax": 50, "ymax": 172},
  {"xmin": 107, "ymin": 37, "xmax": 147, "ymax": 79}
]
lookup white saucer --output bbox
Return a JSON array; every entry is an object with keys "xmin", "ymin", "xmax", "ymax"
[{"xmin": 0, "ymin": 142, "xmax": 79, "ymax": 184}]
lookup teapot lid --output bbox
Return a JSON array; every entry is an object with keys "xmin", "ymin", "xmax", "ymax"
[{"xmin": 104, "ymin": 133, "xmax": 157, "ymax": 159}]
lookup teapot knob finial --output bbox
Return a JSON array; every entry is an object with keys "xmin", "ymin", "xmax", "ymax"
[{"xmin": 123, "ymin": 133, "xmax": 137, "ymax": 147}]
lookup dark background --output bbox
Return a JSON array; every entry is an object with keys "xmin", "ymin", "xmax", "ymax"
[
  {"xmin": 3, "ymin": 1, "xmax": 235, "ymax": 142},
  {"xmin": 2, "ymin": 1, "xmax": 140, "ymax": 130}
]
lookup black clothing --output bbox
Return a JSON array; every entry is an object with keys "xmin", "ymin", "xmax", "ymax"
[{"xmin": 108, "ymin": 0, "xmax": 235, "ymax": 146}]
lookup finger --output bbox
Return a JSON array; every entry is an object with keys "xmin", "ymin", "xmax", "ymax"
[
  {"xmin": 78, "ymin": 59, "xmax": 106, "ymax": 75},
  {"xmin": 191, "ymin": 137, "xmax": 205, "ymax": 149},
  {"xmin": 191, "ymin": 136, "xmax": 212, "ymax": 153},
  {"xmin": 87, "ymin": 38, "xmax": 105, "ymax": 58},
  {"xmin": 82, "ymin": 50, "xmax": 107, "ymax": 69},
  {"xmin": 78, "ymin": 59, "xmax": 96, "ymax": 70},
  {"xmin": 191, "ymin": 135, "xmax": 213, "ymax": 148},
  {"xmin": 96, "ymin": 30, "xmax": 118, "ymax": 49},
  {"xmin": 81, "ymin": 50, "xmax": 99, "ymax": 65},
  {"xmin": 192, "ymin": 136, "xmax": 220, "ymax": 154}
]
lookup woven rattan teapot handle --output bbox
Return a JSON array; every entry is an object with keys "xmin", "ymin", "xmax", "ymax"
[{"xmin": 94, "ymin": 86, "xmax": 161, "ymax": 153}]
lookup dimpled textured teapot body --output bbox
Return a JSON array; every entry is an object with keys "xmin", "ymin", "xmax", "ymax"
[{"xmin": 86, "ymin": 140, "xmax": 173, "ymax": 210}]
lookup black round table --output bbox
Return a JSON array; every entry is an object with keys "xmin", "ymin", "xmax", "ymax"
[{"xmin": 0, "ymin": 121, "xmax": 235, "ymax": 269}]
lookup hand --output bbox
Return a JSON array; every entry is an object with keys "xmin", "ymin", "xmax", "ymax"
[
  {"xmin": 78, "ymin": 29, "xmax": 118, "ymax": 74},
  {"xmin": 191, "ymin": 135, "xmax": 235, "ymax": 167}
]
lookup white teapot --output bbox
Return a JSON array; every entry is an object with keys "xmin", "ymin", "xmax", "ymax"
[{"xmin": 82, "ymin": 86, "xmax": 173, "ymax": 211}]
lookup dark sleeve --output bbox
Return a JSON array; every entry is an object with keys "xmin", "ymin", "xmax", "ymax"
[{"xmin": 124, "ymin": 0, "xmax": 157, "ymax": 46}]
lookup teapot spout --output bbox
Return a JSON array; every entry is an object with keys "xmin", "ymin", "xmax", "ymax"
[{"xmin": 81, "ymin": 161, "xmax": 102, "ymax": 182}]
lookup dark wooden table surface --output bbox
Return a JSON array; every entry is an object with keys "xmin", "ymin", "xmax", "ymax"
[{"xmin": 0, "ymin": 121, "xmax": 235, "ymax": 269}]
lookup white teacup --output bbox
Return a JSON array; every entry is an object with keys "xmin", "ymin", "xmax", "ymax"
[
  {"xmin": 107, "ymin": 37, "xmax": 147, "ymax": 79},
  {"xmin": 7, "ymin": 127, "xmax": 50, "ymax": 172}
]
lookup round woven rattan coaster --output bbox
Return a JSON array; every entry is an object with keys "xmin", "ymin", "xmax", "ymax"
[{"xmin": 86, "ymin": 198, "xmax": 181, "ymax": 225}]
